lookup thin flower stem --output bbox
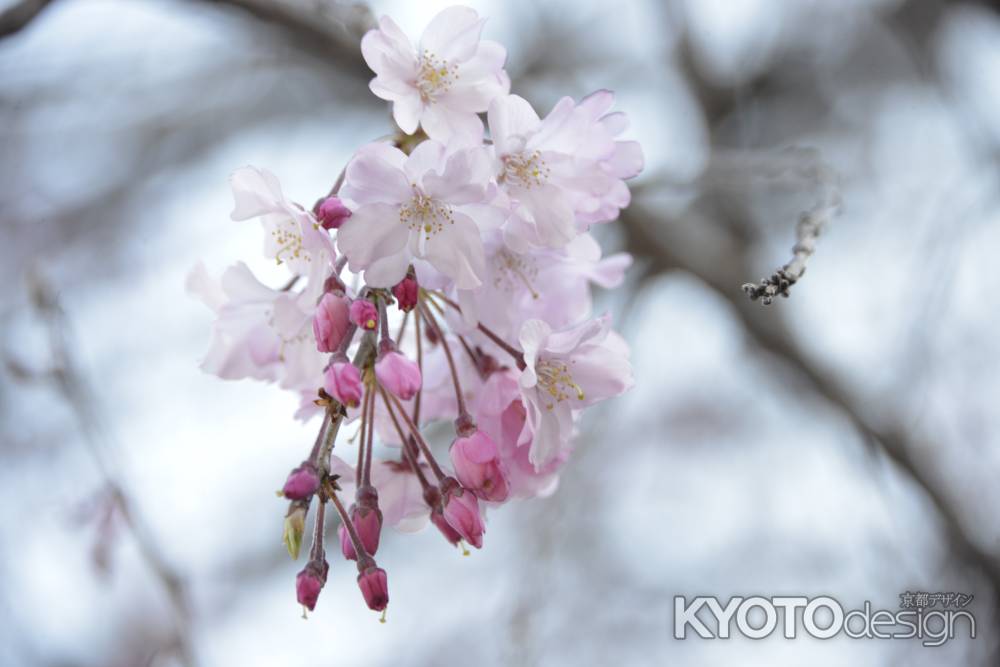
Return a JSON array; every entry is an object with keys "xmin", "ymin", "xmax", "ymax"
[
  {"xmin": 327, "ymin": 486, "xmax": 369, "ymax": 562},
  {"xmin": 378, "ymin": 383, "xmax": 446, "ymax": 482},
  {"xmin": 377, "ymin": 298, "xmax": 391, "ymax": 347},
  {"xmin": 418, "ymin": 303, "xmax": 470, "ymax": 422},
  {"xmin": 363, "ymin": 376, "xmax": 375, "ymax": 487},
  {"xmin": 423, "ymin": 290, "xmax": 525, "ymax": 369},
  {"xmin": 412, "ymin": 305, "xmax": 423, "ymax": 426},
  {"xmin": 456, "ymin": 334, "xmax": 486, "ymax": 377},
  {"xmin": 308, "ymin": 411, "xmax": 331, "ymax": 463},
  {"xmin": 309, "ymin": 499, "xmax": 326, "ymax": 562},
  {"xmin": 316, "ymin": 407, "xmax": 342, "ymax": 475},
  {"xmin": 356, "ymin": 383, "xmax": 370, "ymax": 487},
  {"xmin": 380, "ymin": 389, "xmax": 431, "ymax": 488}
]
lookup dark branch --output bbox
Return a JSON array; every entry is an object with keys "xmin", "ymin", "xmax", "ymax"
[{"xmin": 0, "ymin": 0, "xmax": 53, "ymax": 38}]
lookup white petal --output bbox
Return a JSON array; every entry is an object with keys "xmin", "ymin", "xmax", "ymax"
[
  {"xmin": 404, "ymin": 139, "xmax": 448, "ymax": 184},
  {"xmin": 518, "ymin": 319, "xmax": 551, "ymax": 367},
  {"xmin": 342, "ymin": 144, "xmax": 411, "ymax": 205},
  {"xmin": 391, "ymin": 92, "xmax": 423, "ymax": 135},
  {"xmin": 488, "ymin": 95, "xmax": 540, "ymax": 155},
  {"xmin": 420, "ymin": 103, "xmax": 483, "ymax": 145},
  {"xmin": 229, "ymin": 166, "xmax": 284, "ymax": 220},
  {"xmin": 419, "ymin": 6, "xmax": 484, "ymax": 62},
  {"xmin": 336, "ymin": 202, "xmax": 408, "ymax": 271},
  {"xmin": 419, "ymin": 211, "xmax": 485, "ymax": 290},
  {"xmin": 363, "ymin": 248, "xmax": 412, "ymax": 288}
]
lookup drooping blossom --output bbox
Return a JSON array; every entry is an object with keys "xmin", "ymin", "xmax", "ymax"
[
  {"xmin": 192, "ymin": 4, "xmax": 644, "ymax": 622},
  {"xmin": 517, "ymin": 316, "xmax": 633, "ymax": 469},
  {"xmin": 475, "ymin": 369, "xmax": 568, "ymax": 499},
  {"xmin": 186, "ymin": 260, "xmax": 326, "ymax": 392},
  {"xmin": 361, "ymin": 6, "xmax": 510, "ymax": 144},
  {"xmin": 229, "ymin": 166, "xmax": 335, "ymax": 275}
]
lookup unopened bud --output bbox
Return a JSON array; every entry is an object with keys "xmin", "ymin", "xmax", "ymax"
[
  {"xmin": 349, "ymin": 299, "xmax": 378, "ymax": 331},
  {"xmin": 375, "ymin": 350, "xmax": 421, "ymax": 400},
  {"xmin": 296, "ymin": 558, "xmax": 329, "ymax": 611},
  {"xmin": 441, "ymin": 477, "xmax": 485, "ymax": 549},
  {"xmin": 282, "ymin": 462, "xmax": 320, "ymax": 501},
  {"xmin": 391, "ymin": 276, "xmax": 418, "ymax": 312},
  {"xmin": 317, "ymin": 196, "xmax": 351, "ymax": 230},
  {"xmin": 356, "ymin": 564, "xmax": 389, "ymax": 612},
  {"xmin": 450, "ymin": 430, "xmax": 509, "ymax": 503},
  {"xmin": 313, "ymin": 292, "xmax": 351, "ymax": 353},
  {"xmin": 324, "ymin": 361, "xmax": 363, "ymax": 408}
]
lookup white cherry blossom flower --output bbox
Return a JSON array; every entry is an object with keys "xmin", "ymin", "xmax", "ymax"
[
  {"xmin": 336, "ymin": 140, "xmax": 503, "ymax": 290},
  {"xmin": 361, "ymin": 6, "xmax": 510, "ymax": 144},
  {"xmin": 229, "ymin": 166, "xmax": 335, "ymax": 276}
]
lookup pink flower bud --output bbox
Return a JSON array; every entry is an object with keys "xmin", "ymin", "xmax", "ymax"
[
  {"xmin": 375, "ymin": 351, "xmax": 421, "ymax": 400},
  {"xmin": 450, "ymin": 430, "xmax": 510, "ymax": 503},
  {"xmin": 312, "ymin": 293, "xmax": 351, "ymax": 353},
  {"xmin": 441, "ymin": 479, "xmax": 485, "ymax": 549},
  {"xmin": 296, "ymin": 558, "xmax": 329, "ymax": 611},
  {"xmin": 282, "ymin": 462, "xmax": 320, "ymax": 501},
  {"xmin": 356, "ymin": 565, "xmax": 389, "ymax": 612},
  {"xmin": 317, "ymin": 196, "xmax": 351, "ymax": 230},
  {"xmin": 324, "ymin": 361, "xmax": 363, "ymax": 408},
  {"xmin": 349, "ymin": 299, "xmax": 378, "ymax": 331},
  {"xmin": 391, "ymin": 276, "xmax": 418, "ymax": 312},
  {"xmin": 431, "ymin": 509, "xmax": 463, "ymax": 546},
  {"xmin": 339, "ymin": 503, "xmax": 383, "ymax": 560}
]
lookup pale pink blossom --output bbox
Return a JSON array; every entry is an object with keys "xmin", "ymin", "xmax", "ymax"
[
  {"xmin": 476, "ymin": 370, "xmax": 568, "ymax": 499},
  {"xmin": 186, "ymin": 260, "xmax": 325, "ymax": 392},
  {"xmin": 337, "ymin": 141, "xmax": 503, "ymax": 290},
  {"xmin": 517, "ymin": 315, "xmax": 633, "ymax": 469},
  {"xmin": 229, "ymin": 166, "xmax": 335, "ymax": 275},
  {"xmin": 361, "ymin": 6, "xmax": 509, "ymax": 143},
  {"xmin": 457, "ymin": 232, "xmax": 632, "ymax": 341},
  {"xmin": 487, "ymin": 92, "xmax": 642, "ymax": 250}
]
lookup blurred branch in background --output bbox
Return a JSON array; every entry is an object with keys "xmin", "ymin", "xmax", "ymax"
[
  {"xmin": 0, "ymin": 0, "xmax": 52, "ymax": 38},
  {"xmin": 4, "ymin": 271, "xmax": 198, "ymax": 667}
]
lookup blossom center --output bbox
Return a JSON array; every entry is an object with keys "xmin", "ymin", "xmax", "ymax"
[
  {"xmin": 270, "ymin": 219, "xmax": 307, "ymax": 265},
  {"xmin": 416, "ymin": 50, "xmax": 458, "ymax": 103},
  {"xmin": 535, "ymin": 358, "xmax": 585, "ymax": 408},
  {"xmin": 500, "ymin": 151, "xmax": 549, "ymax": 189},
  {"xmin": 399, "ymin": 189, "xmax": 455, "ymax": 240}
]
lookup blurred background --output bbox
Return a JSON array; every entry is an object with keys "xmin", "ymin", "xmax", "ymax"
[{"xmin": 2, "ymin": 0, "xmax": 1000, "ymax": 665}]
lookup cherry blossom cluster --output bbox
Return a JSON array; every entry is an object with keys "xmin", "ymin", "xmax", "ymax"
[{"xmin": 188, "ymin": 5, "xmax": 642, "ymax": 619}]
